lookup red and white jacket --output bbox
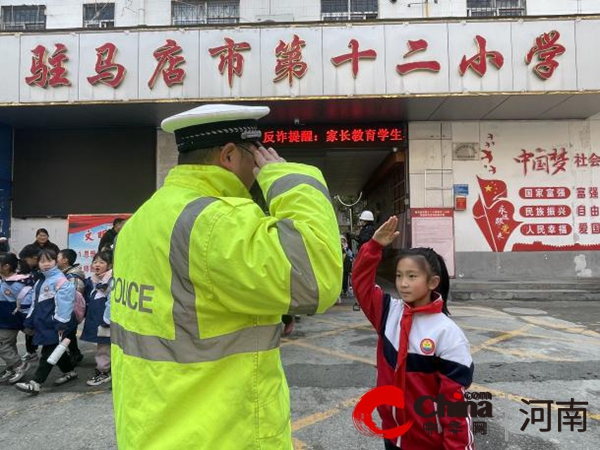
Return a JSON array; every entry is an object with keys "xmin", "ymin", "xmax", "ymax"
[{"xmin": 352, "ymin": 240, "xmax": 475, "ymax": 450}]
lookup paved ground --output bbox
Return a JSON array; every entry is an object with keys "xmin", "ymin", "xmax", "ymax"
[{"xmin": 1, "ymin": 295, "xmax": 599, "ymax": 449}]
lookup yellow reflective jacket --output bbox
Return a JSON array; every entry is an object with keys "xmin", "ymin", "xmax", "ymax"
[{"xmin": 111, "ymin": 162, "xmax": 342, "ymax": 450}]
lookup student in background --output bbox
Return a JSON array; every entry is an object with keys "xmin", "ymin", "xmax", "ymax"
[
  {"xmin": 17, "ymin": 245, "xmax": 41, "ymax": 363},
  {"xmin": 15, "ymin": 249, "xmax": 78, "ymax": 395},
  {"xmin": 81, "ymin": 251, "xmax": 113, "ymax": 386},
  {"xmin": 0, "ymin": 253, "xmax": 33, "ymax": 384},
  {"xmin": 57, "ymin": 249, "xmax": 86, "ymax": 365}
]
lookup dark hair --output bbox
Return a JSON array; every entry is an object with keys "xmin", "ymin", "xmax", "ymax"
[
  {"xmin": 59, "ymin": 249, "xmax": 77, "ymax": 266},
  {"xmin": 93, "ymin": 250, "xmax": 113, "ymax": 265},
  {"xmin": 36, "ymin": 228, "xmax": 49, "ymax": 237},
  {"xmin": 113, "ymin": 218, "xmax": 126, "ymax": 227},
  {"xmin": 396, "ymin": 248, "xmax": 450, "ymax": 315},
  {"xmin": 0, "ymin": 237, "xmax": 9, "ymax": 253},
  {"xmin": 0, "ymin": 252, "xmax": 19, "ymax": 272},
  {"xmin": 18, "ymin": 244, "xmax": 41, "ymax": 259},
  {"xmin": 38, "ymin": 249, "xmax": 57, "ymax": 262}
]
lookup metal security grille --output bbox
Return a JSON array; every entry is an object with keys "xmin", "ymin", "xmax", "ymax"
[
  {"xmin": 321, "ymin": 0, "xmax": 378, "ymax": 21},
  {"xmin": 83, "ymin": 3, "xmax": 115, "ymax": 28},
  {"xmin": 1, "ymin": 5, "xmax": 46, "ymax": 30},
  {"xmin": 172, "ymin": 0, "xmax": 239, "ymax": 26},
  {"xmin": 467, "ymin": 0, "xmax": 526, "ymax": 17}
]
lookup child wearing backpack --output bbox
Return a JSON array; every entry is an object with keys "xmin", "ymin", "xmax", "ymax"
[
  {"xmin": 15, "ymin": 249, "xmax": 79, "ymax": 395},
  {"xmin": 57, "ymin": 249, "xmax": 86, "ymax": 365},
  {"xmin": 81, "ymin": 251, "xmax": 113, "ymax": 386},
  {"xmin": 0, "ymin": 253, "xmax": 34, "ymax": 384}
]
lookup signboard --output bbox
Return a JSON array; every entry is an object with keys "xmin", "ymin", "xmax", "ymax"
[
  {"xmin": 410, "ymin": 208, "xmax": 456, "ymax": 278},
  {"xmin": 2, "ymin": 18, "xmax": 600, "ymax": 104},
  {"xmin": 448, "ymin": 124, "xmax": 600, "ymax": 252},
  {"xmin": 453, "ymin": 184, "xmax": 469, "ymax": 196},
  {"xmin": 67, "ymin": 214, "xmax": 130, "ymax": 277},
  {"xmin": 260, "ymin": 124, "xmax": 406, "ymax": 148}
]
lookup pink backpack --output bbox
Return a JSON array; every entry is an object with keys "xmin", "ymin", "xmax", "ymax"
[{"xmin": 56, "ymin": 277, "xmax": 87, "ymax": 323}]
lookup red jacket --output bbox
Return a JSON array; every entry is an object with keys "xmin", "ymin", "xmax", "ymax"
[{"xmin": 352, "ymin": 240, "xmax": 475, "ymax": 450}]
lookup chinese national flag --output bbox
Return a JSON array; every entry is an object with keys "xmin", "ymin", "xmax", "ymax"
[{"xmin": 477, "ymin": 176, "xmax": 507, "ymax": 208}]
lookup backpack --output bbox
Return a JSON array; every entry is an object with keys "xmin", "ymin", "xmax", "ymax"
[{"xmin": 56, "ymin": 277, "xmax": 87, "ymax": 324}]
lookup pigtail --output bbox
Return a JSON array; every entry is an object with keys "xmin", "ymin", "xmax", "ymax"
[{"xmin": 433, "ymin": 252, "xmax": 451, "ymax": 316}]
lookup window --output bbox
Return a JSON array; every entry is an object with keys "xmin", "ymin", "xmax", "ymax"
[
  {"xmin": 83, "ymin": 3, "xmax": 115, "ymax": 28},
  {"xmin": 321, "ymin": 0, "xmax": 378, "ymax": 21},
  {"xmin": 171, "ymin": 0, "xmax": 239, "ymax": 26},
  {"xmin": 467, "ymin": 0, "xmax": 526, "ymax": 17},
  {"xmin": 1, "ymin": 5, "xmax": 46, "ymax": 30}
]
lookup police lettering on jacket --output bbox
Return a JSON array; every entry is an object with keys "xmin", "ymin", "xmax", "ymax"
[{"xmin": 111, "ymin": 277, "xmax": 154, "ymax": 313}]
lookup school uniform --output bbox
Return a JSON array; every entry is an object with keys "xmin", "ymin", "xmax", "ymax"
[
  {"xmin": 24, "ymin": 266, "xmax": 77, "ymax": 383},
  {"xmin": 353, "ymin": 240, "xmax": 475, "ymax": 450},
  {"xmin": 81, "ymin": 270, "xmax": 112, "ymax": 374},
  {"xmin": 0, "ymin": 274, "xmax": 33, "ymax": 369}
]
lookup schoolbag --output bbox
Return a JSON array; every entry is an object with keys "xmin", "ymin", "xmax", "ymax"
[{"xmin": 56, "ymin": 277, "xmax": 86, "ymax": 324}]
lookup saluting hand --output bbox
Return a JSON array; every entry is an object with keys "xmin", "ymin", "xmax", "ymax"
[
  {"xmin": 252, "ymin": 143, "xmax": 286, "ymax": 177},
  {"xmin": 373, "ymin": 216, "xmax": 400, "ymax": 247}
]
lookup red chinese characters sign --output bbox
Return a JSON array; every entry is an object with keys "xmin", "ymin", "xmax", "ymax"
[
  {"xmin": 331, "ymin": 39, "xmax": 377, "ymax": 78},
  {"xmin": 260, "ymin": 124, "xmax": 406, "ymax": 148},
  {"xmin": 87, "ymin": 43, "xmax": 126, "ymax": 88},
  {"xmin": 148, "ymin": 39, "xmax": 186, "ymax": 89},
  {"xmin": 21, "ymin": 27, "xmax": 572, "ymax": 93},
  {"xmin": 274, "ymin": 34, "xmax": 308, "ymax": 86},
  {"xmin": 25, "ymin": 44, "xmax": 71, "ymax": 88},
  {"xmin": 209, "ymin": 37, "xmax": 251, "ymax": 88}
]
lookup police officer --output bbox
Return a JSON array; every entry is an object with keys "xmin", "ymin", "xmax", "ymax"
[{"xmin": 110, "ymin": 104, "xmax": 342, "ymax": 449}]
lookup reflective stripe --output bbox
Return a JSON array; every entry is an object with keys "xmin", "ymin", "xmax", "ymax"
[
  {"xmin": 170, "ymin": 197, "xmax": 217, "ymax": 337},
  {"xmin": 112, "ymin": 322, "xmax": 282, "ymax": 363},
  {"xmin": 266, "ymin": 174, "xmax": 331, "ymax": 207},
  {"xmin": 276, "ymin": 219, "xmax": 320, "ymax": 315},
  {"xmin": 113, "ymin": 197, "xmax": 282, "ymax": 363}
]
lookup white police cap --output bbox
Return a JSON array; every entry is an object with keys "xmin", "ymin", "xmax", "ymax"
[{"xmin": 161, "ymin": 104, "xmax": 270, "ymax": 153}]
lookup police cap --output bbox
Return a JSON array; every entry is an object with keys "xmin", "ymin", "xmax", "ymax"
[{"xmin": 161, "ymin": 104, "xmax": 270, "ymax": 153}]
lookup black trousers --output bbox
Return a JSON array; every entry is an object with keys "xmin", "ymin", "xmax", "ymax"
[
  {"xmin": 342, "ymin": 270, "xmax": 350, "ymax": 294},
  {"xmin": 25, "ymin": 333, "xmax": 38, "ymax": 354},
  {"xmin": 65, "ymin": 329, "xmax": 81, "ymax": 356},
  {"xmin": 384, "ymin": 440, "xmax": 400, "ymax": 450},
  {"xmin": 32, "ymin": 344, "xmax": 75, "ymax": 384}
]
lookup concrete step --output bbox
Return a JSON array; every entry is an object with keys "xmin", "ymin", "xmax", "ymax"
[{"xmin": 451, "ymin": 279, "xmax": 600, "ymax": 301}]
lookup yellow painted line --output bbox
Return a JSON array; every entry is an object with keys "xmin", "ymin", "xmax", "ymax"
[
  {"xmin": 292, "ymin": 395, "xmax": 362, "ymax": 432},
  {"xmin": 292, "ymin": 438, "xmax": 308, "ymax": 450},
  {"xmin": 521, "ymin": 316, "xmax": 600, "ymax": 339},
  {"xmin": 291, "ymin": 340, "xmax": 376, "ymax": 366},
  {"xmin": 484, "ymin": 346, "xmax": 577, "ymax": 362},
  {"xmin": 471, "ymin": 325, "xmax": 533, "ymax": 354},
  {"xmin": 461, "ymin": 324, "xmax": 600, "ymax": 345},
  {"xmin": 471, "ymin": 383, "xmax": 600, "ymax": 422}
]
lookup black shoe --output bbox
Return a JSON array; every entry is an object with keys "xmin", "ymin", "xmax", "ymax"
[{"xmin": 352, "ymin": 303, "xmax": 361, "ymax": 311}]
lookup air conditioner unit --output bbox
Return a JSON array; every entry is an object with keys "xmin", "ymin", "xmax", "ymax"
[{"xmin": 99, "ymin": 20, "xmax": 114, "ymax": 28}]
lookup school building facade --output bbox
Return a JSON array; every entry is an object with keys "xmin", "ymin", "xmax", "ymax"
[{"xmin": 0, "ymin": 8, "xmax": 599, "ymax": 280}]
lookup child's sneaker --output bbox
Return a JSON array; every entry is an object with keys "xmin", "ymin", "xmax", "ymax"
[
  {"xmin": 86, "ymin": 370, "xmax": 111, "ymax": 386},
  {"xmin": 0, "ymin": 369, "xmax": 15, "ymax": 383},
  {"xmin": 21, "ymin": 352, "xmax": 38, "ymax": 363},
  {"xmin": 8, "ymin": 362, "xmax": 30, "ymax": 384},
  {"xmin": 54, "ymin": 370, "xmax": 78, "ymax": 386},
  {"xmin": 15, "ymin": 380, "xmax": 40, "ymax": 395}
]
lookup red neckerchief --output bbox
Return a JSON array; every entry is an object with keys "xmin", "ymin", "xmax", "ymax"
[{"xmin": 393, "ymin": 296, "xmax": 444, "ymax": 422}]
